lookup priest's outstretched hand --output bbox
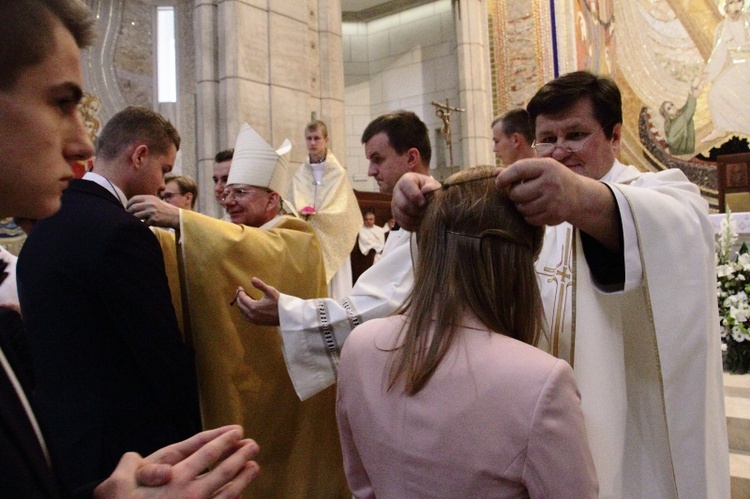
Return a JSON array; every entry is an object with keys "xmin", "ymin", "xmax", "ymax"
[
  {"xmin": 234, "ymin": 277, "xmax": 281, "ymax": 326},
  {"xmin": 495, "ymin": 158, "xmax": 620, "ymax": 252}
]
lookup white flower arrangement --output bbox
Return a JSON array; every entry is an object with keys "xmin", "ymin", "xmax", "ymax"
[{"xmin": 716, "ymin": 210, "xmax": 750, "ymax": 343}]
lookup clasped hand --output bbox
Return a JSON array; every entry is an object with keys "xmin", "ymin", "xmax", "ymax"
[{"xmin": 94, "ymin": 425, "xmax": 260, "ymax": 498}]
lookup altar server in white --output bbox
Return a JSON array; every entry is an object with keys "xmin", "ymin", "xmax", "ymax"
[
  {"xmin": 392, "ymin": 70, "xmax": 730, "ymax": 499},
  {"xmin": 286, "ymin": 120, "xmax": 362, "ymax": 299},
  {"xmin": 357, "ymin": 211, "xmax": 386, "ymax": 263}
]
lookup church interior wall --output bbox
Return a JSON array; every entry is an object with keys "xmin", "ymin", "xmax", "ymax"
[
  {"xmin": 82, "ymin": 0, "xmax": 199, "ymax": 204},
  {"xmin": 73, "ymin": 0, "xmax": 748, "ymax": 213},
  {"xmin": 343, "ymin": 0, "xmax": 461, "ymax": 191}
]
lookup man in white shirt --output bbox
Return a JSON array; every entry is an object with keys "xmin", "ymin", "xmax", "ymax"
[
  {"xmin": 491, "ymin": 108, "xmax": 535, "ymax": 165},
  {"xmin": 234, "ymin": 110, "xmax": 431, "ymax": 400},
  {"xmin": 357, "ymin": 210, "xmax": 386, "ymax": 263}
]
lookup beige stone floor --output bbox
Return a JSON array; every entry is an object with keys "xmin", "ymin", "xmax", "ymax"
[{"xmin": 725, "ymin": 373, "xmax": 750, "ymax": 498}]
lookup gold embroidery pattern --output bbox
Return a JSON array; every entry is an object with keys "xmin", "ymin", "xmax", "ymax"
[{"xmin": 538, "ymin": 227, "xmax": 574, "ymax": 363}]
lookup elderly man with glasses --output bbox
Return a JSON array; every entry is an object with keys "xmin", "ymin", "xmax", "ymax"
[
  {"xmin": 393, "ymin": 71, "xmax": 729, "ymax": 499},
  {"xmin": 127, "ymin": 123, "xmax": 348, "ymax": 498}
]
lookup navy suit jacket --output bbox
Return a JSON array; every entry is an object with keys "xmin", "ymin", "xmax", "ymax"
[
  {"xmin": 0, "ymin": 306, "xmax": 65, "ymax": 498},
  {"xmin": 17, "ymin": 179, "xmax": 200, "ymax": 491}
]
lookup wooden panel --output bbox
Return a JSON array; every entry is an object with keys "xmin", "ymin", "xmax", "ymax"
[
  {"xmin": 717, "ymin": 153, "xmax": 750, "ymax": 213},
  {"xmin": 354, "ymin": 190, "xmax": 393, "ymax": 226}
]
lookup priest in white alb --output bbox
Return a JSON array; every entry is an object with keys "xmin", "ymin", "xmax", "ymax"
[{"xmin": 357, "ymin": 210, "xmax": 386, "ymax": 263}]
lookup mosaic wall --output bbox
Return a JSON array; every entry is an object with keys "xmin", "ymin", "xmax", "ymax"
[
  {"xmin": 488, "ymin": 0, "xmax": 750, "ymax": 204},
  {"xmin": 488, "ymin": 0, "xmax": 554, "ymax": 114},
  {"xmin": 82, "ymin": 0, "xmax": 151, "ymax": 125},
  {"xmin": 112, "ymin": 0, "xmax": 154, "ymax": 107}
]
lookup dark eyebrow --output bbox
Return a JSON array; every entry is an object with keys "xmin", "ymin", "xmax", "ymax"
[{"xmin": 51, "ymin": 82, "xmax": 84, "ymax": 103}]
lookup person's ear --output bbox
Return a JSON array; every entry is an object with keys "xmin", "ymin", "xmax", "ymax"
[
  {"xmin": 130, "ymin": 144, "xmax": 149, "ymax": 171},
  {"xmin": 185, "ymin": 192, "xmax": 194, "ymax": 207},
  {"xmin": 266, "ymin": 191, "xmax": 280, "ymax": 213},
  {"xmin": 610, "ymin": 123, "xmax": 622, "ymax": 152},
  {"xmin": 406, "ymin": 148, "xmax": 421, "ymax": 170}
]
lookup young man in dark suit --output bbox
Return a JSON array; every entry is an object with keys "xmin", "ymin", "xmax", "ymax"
[
  {"xmin": 17, "ymin": 106, "xmax": 203, "ymax": 490},
  {"xmin": 1, "ymin": 1, "xmax": 260, "ymax": 496}
]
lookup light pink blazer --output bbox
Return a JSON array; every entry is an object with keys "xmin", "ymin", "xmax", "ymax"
[{"xmin": 336, "ymin": 315, "xmax": 598, "ymax": 498}]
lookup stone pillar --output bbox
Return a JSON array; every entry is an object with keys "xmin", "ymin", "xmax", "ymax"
[
  {"xmin": 173, "ymin": 1, "xmax": 197, "ymax": 193},
  {"xmin": 455, "ymin": 0, "xmax": 493, "ymax": 168},
  {"xmin": 215, "ymin": 0, "xmax": 346, "ymax": 172},
  {"xmin": 313, "ymin": 0, "xmax": 346, "ymax": 164},
  {"xmin": 194, "ymin": 0, "xmax": 221, "ymax": 215}
]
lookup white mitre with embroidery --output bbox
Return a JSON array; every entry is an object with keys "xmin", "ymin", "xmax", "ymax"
[{"xmin": 227, "ymin": 123, "xmax": 292, "ymax": 195}]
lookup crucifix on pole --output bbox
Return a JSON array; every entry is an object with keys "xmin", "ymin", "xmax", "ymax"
[{"xmin": 431, "ymin": 99, "xmax": 465, "ymax": 173}]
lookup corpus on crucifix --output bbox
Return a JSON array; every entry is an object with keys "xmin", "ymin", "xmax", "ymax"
[{"xmin": 431, "ymin": 98, "xmax": 464, "ymax": 172}]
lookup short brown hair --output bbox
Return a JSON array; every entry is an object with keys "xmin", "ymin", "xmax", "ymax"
[
  {"xmin": 164, "ymin": 175, "xmax": 198, "ymax": 208},
  {"xmin": 305, "ymin": 120, "xmax": 328, "ymax": 138},
  {"xmin": 96, "ymin": 106, "xmax": 180, "ymax": 161},
  {"xmin": 492, "ymin": 108, "xmax": 534, "ymax": 144},
  {"xmin": 527, "ymin": 70, "xmax": 622, "ymax": 139},
  {"xmin": 0, "ymin": 0, "xmax": 95, "ymax": 90},
  {"xmin": 214, "ymin": 149, "xmax": 234, "ymax": 163},
  {"xmin": 361, "ymin": 110, "xmax": 431, "ymax": 167}
]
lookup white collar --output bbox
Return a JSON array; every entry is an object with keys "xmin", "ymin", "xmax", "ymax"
[
  {"xmin": 260, "ymin": 214, "xmax": 284, "ymax": 230},
  {"xmin": 82, "ymin": 172, "xmax": 128, "ymax": 207},
  {"xmin": 600, "ymin": 160, "xmax": 626, "ymax": 182}
]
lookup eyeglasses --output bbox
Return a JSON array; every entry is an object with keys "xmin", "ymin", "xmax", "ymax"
[
  {"xmin": 161, "ymin": 191, "xmax": 182, "ymax": 201},
  {"xmin": 220, "ymin": 186, "xmax": 270, "ymax": 203},
  {"xmin": 532, "ymin": 125, "xmax": 606, "ymax": 156}
]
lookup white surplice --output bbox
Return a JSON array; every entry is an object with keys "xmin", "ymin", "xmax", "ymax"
[{"xmin": 357, "ymin": 225, "xmax": 386, "ymax": 263}]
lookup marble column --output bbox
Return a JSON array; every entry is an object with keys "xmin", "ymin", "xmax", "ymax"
[
  {"xmin": 212, "ymin": 0, "xmax": 346, "ymax": 173},
  {"xmin": 454, "ymin": 0, "xmax": 493, "ymax": 168},
  {"xmin": 313, "ymin": 0, "xmax": 346, "ymax": 160},
  {"xmin": 194, "ymin": 0, "xmax": 221, "ymax": 215}
]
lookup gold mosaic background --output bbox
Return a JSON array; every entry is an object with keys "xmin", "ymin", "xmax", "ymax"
[{"xmin": 488, "ymin": 0, "xmax": 749, "ymax": 192}]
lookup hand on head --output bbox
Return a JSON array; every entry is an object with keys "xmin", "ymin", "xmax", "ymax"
[
  {"xmin": 94, "ymin": 425, "xmax": 260, "ymax": 499},
  {"xmin": 496, "ymin": 158, "xmax": 619, "ymax": 250},
  {"xmin": 391, "ymin": 173, "xmax": 442, "ymax": 231},
  {"xmin": 127, "ymin": 195, "xmax": 180, "ymax": 229},
  {"xmin": 495, "ymin": 158, "xmax": 589, "ymax": 227}
]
